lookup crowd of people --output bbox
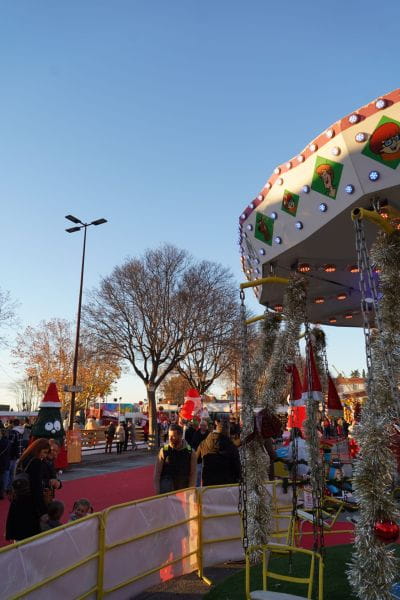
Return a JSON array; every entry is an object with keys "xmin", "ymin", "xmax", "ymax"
[
  {"xmin": 153, "ymin": 416, "xmax": 242, "ymax": 494},
  {"xmin": 0, "ymin": 418, "xmax": 94, "ymax": 543}
]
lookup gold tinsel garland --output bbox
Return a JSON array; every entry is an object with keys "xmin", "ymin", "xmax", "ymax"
[{"xmin": 348, "ymin": 229, "xmax": 400, "ymax": 600}]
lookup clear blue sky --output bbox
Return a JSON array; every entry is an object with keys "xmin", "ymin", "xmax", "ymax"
[{"xmin": 0, "ymin": 0, "xmax": 396, "ymax": 405}]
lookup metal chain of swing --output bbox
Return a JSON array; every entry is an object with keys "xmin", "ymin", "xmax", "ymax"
[
  {"xmin": 354, "ymin": 217, "xmax": 400, "ymax": 419},
  {"xmin": 304, "ymin": 316, "xmax": 325, "ymax": 555},
  {"xmin": 238, "ymin": 288, "xmax": 249, "ymax": 552}
]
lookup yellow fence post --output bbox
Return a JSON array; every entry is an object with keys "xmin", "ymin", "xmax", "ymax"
[{"xmin": 96, "ymin": 513, "xmax": 106, "ymax": 600}]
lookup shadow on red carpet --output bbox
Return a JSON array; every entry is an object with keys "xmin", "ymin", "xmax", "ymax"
[{"xmin": 0, "ymin": 465, "xmax": 154, "ymax": 547}]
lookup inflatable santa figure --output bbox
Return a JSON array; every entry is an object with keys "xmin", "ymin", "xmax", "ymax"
[
  {"xmin": 180, "ymin": 388, "xmax": 202, "ymax": 421},
  {"xmin": 31, "ymin": 381, "xmax": 68, "ymax": 469}
]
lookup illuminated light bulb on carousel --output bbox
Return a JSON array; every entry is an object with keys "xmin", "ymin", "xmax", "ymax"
[
  {"xmin": 323, "ymin": 264, "xmax": 336, "ymax": 273},
  {"xmin": 345, "ymin": 184, "xmax": 355, "ymax": 194},
  {"xmin": 258, "ymin": 248, "xmax": 266, "ymax": 256},
  {"xmin": 331, "ymin": 146, "xmax": 341, "ymax": 156},
  {"xmin": 355, "ymin": 132, "xmax": 367, "ymax": 143},
  {"xmin": 286, "ymin": 161, "xmax": 292, "ymax": 169},
  {"xmin": 295, "ymin": 221, "xmax": 303, "ymax": 230},
  {"xmin": 257, "ymin": 194, "xmax": 263, "ymax": 201},
  {"xmin": 375, "ymin": 98, "xmax": 387, "ymax": 109},
  {"xmin": 274, "ymin": 167, "xmax": 281, "ymax": 175},
  {"xmin": 297, "ymin": 263, "xmax": 311, "ymax": 273},
  {"xmin": 348, "ymin": 114, "xmax": 360, "ymax": 124},
  {"xmin": 249, "ymin": 202, "xmax": 255, "ymax": 209},
  {"xmin": 241, "ymin": 213, "xmax": 246, "ymax": 220},
  {"xmin": 265, "ymin": 182, "xmax": 272, "ymax": 189},
  {"xmin": 276, "ymin": 177, "xmax": 284, "ymax": 185},
  {"xmin": 319, "ymin": 202, "xmax": 328, "ymax": 213},
  {"xmin": 246, "ymin": 224, "xmax": 253, "ymax": 231},
  {"xmin": 309, "ymin": 143, "xmax": 318, "ymax": 152},
  {"xmin": 344, "ymin": 313, "xmax": 353, "ymax": 320},
  {"xmin": 337, "ymin": 292, "xmax": 348, "ymax": 301},
  {"xmin": 297, "ymin": 155, "xmax": 305, "ymax": 163},
  {"xmin": 373, "ymin": 267, "xmax": 381, "ymax": 274},
  {"xmin": 329, "ymin": 317, "xmax": 337, "ymax": 324},
  {"xmin": 349, "ymin": 265, "xmax": 359, "ymax": 273},
  {"xmin": 369, "ymin": 170, "xmax": 380, "ymax": 181},
  {"xmin": 325, "ymin": 129, "xmax": 335, "ymax": 139},
  {"xmin": 314, "ymin": 297, "xmax": 325, "ymax": 304},
  {"xmin": 274, "ymin": 236, "xmax": 282, "ymax": 244},
  {"xmin": 270, "ymin": 211, "xmax": 278, "ymax": 220},
  {"xmin": 273, "ymin": 304, "xmax": 283, "ymax": 313},
  {"xmin": 302, "ymin": 185, "xmax": 310, "ymax": 194}
]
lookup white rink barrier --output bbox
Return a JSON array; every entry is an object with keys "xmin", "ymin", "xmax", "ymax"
[
  {"xmin": 0, "ymin": 515, "xmax": 100, "ymax": 600},
  {"xmin": 0, "ymin": 480, "xmax": 292, "ymax": 599}
]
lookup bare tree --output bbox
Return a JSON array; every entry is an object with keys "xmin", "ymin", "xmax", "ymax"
[
  {"xmin": 84, "ymin": 244, "xmax": 239, "ymax": 441},
  {"xmin": 176, "ymin": 269, "xmax": 240, "ymax": 394},
  {"xmin": 0, "ymin": 288, "xmax": 19, "ymax": 347},
  {"xmin": 9, "ymin": 377, "xmax": 41, "ymax": 412}
]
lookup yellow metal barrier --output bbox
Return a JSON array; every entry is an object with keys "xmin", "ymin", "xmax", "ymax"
[
  {"xmin": 101, "ymin": 487, "xmax": 198, "ymax": 597},
  {"xmin": 0, "ymin": 479, "xmax": 349, "ymax": 597},
  {"xmin": 0, "ymin": 513, "xmax": 102, "ymax": 599}
]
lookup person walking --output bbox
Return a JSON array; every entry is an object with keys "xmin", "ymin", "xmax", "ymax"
[
  {"xmin": 196, "ymin": 418, "xmax": 241, "ymax": 486},
  {"xmin": 0, "ymin": 429, "xmax": 11, "ymax": 499},
  {"xmin": 122, "ymin": 421, "xmax": 129, "ymax": 451},
  {"xmin": 105, "ymin": 422, "xmax": 116, "ymax": 453},
  {"xmin": 6, "ymin": 438, "xmax": 50, "ymax": 541},
  {"xmin": 126, "ymin": 420, "xmax": 137, "ymax": 450},
  {"xmin": 115, "ymin": 422, "xmax": 125, "ymax": 454},
  {"xmin": 5, "ymin": 419, "xmax": 24, "ymax": 492},
  {"xmin": 153, "ymin": 424, "xmax": 196, "ymax": 494}
]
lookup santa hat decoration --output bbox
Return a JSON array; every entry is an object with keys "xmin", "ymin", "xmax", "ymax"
[
  {"xmin": 286, "ymin": 364, "xmax": 303, "ymax": 407},
  {"xmin": 39, "ymin": 381, "xmax": 62, "ymax": 408},
  {"xmin": 327, "ymin": 374, "xmax": 343, "ymax": 415},
  {"xmin": 301, "ymin": 341, "xmax": 323, "ymax": 404},
  {"xmin": 286, "ymin": 364, "xmax": 307, "ymax": 429}
]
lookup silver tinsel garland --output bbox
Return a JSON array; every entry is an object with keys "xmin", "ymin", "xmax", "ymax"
[
  {"xmin": 239, "ymin": 275, "xmax": 307, "ymax": 558},
  {"xmin": 348, "ymin": 229, "xmax": 400, "ymax": 600},
  {"xmin": 262, "ymin": 274, "xmax": 307, "ymax": 411},
  {"xmin": 240, "ymin": 306, "xmax": 274, "ymax": 557}
]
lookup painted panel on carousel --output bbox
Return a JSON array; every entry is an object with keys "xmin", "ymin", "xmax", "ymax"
[
  {"xmin": 311, "ymin": 156, "xmax": 344, "ymax": 200},
  {"xmin": 362, "ymin": 115, "xmax": 400, "ymax": 169},
  {"xmin": 254, "ymin": 212, "xmax": 274, "ymax": 246},
  {"xmin": 281, "ymin": 189, "xmax": 299, "ymax": 217}
]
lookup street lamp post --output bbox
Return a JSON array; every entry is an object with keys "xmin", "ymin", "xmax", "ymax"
[{"xmin": 65, "ymin": 214, "xmax": 107, "ymax": 430}]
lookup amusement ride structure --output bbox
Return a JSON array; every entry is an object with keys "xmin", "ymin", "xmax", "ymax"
[{"xmin": 238, "ymin": 88, "xmax": 400, "ymax": 600}]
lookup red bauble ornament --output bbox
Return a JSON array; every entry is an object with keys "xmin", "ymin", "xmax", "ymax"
[{"xmin": 374, "ymin": 520, "xmax": 400, "ymax": 544}]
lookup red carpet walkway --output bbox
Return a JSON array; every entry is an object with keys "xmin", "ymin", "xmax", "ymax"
[{"xmin": 0, "ymin": 464, "xmax": 154, "ymax": 547}]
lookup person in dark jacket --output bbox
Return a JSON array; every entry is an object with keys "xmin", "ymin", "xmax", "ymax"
[
  {"xmin": 184, "ymin": 422, "xmax": 196, "ymax": 447},
  {"xmin": 196, "ymin": 418, "xmax": 241, "ymax": 486},
  {"xmin": 6, "ymin": 438, "xmax": 50, "ymax": 541},
  {"xmin": 0, "ymin": 429, "xmax": 11, "ymax": 499},
  {"xmin": 153, "ymin": 424, "xmax": 197, "ymax": 494},
  {"xmin": 191, "ymin": 420, "xmax": 209, "ymax": 451}
]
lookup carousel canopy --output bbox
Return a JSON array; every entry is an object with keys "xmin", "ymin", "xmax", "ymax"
[{"xmin": 239, "ymin": 89, "xmax": 400, "ymax": 327}]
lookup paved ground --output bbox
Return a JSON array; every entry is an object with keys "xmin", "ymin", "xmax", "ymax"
[{"xmin": 62, "ymin": 447, "xmax": 156, "ymax": 481}]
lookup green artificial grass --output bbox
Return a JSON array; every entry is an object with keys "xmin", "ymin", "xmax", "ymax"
[{"xmin": 204, "ymin": 544, "xmax": 400, "ymax": 600}]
